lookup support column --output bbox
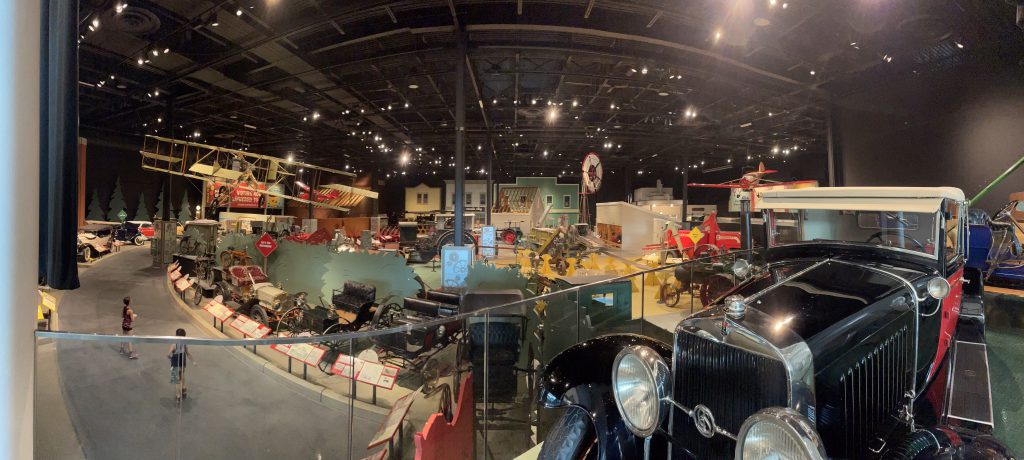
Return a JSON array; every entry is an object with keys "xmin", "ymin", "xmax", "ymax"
[
  {"xmin": 826, "ymin": 109, "xmax": 837, "ymax": 187},
  {"xmin": 681, "ymin": 168, "xmax": 689, "ymax": 225},
  {"xmin": 4, "ymin": 1, "xmax": 42, "ymax": 457},
  {"xmin": 163, "ymin": 97, "xmax": 174, "ymax": 221},
  {"xmin": 485, "ymin": 144, "xmax": 493, "ymax": 225},
  {"xmin": 453, "ymin": 27, "xmax": 467, "ymax": 245}
]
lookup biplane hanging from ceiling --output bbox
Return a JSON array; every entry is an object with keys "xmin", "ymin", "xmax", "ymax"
[
  {"xmin": 138, "ymin": 135, "xmax": 377, "ymax": 213},
  {"xmin": 688, "ymin": 162, "xmax": 817, "ymax": 210}
]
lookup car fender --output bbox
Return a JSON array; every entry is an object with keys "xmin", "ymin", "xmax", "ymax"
[{"xmin": 538, "ymin": 334, "xmax": 671, "ymax": 460}]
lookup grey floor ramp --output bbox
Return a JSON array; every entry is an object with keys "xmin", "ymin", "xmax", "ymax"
[{"xmin": 52, "ymin": 247, "xmax": 383, "ymax": 460}]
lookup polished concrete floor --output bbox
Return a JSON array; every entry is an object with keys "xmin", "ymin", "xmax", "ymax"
[
  {"xmin": 985, "ymin": 290, "xmax": 1024, "ymax": 454},
  {"xmin": 46, "ymin": 247, "xmax": 384, "ymax": 459}
]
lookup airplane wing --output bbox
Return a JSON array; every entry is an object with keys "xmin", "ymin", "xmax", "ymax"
[{"xmin": 139, "ymin": 135, "xmax": 372, "ymax": 213}]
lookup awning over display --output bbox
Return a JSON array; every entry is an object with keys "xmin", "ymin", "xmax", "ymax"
[{"xmin": 758, "ymin": 187, "xmax": 964, "ymax": 213}]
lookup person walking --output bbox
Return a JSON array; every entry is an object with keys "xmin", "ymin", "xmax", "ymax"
[
  {"xmin": 167, "ymin": 328, "xmax": 196, "ymax": 403},
  {"xmin": 119, "ymin": 296, "xmax": 138, "ymax": 359}
]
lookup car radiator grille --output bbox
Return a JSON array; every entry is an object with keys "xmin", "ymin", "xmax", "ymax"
[
  {"xmin": 828, "ymin": 325, "xmax": 912, "ymax": 458},
  {"xmin": 673, "ymin": 332, "xmax": 788, "ymax": 460}
]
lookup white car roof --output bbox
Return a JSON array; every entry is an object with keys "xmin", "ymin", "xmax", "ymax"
[{"xmin": 758, "ymin": 187, "xmax": 965, "ymax": 213}]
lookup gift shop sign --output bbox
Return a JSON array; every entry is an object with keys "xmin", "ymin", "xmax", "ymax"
[{"xmin": 255, "ymin": 233, "xmax": 278, "ymax": 258}]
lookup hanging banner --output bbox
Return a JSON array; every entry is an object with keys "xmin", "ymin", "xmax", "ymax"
[{"xmin": 206, "ymin": 181, "xmax": 286, "ymax": 209}]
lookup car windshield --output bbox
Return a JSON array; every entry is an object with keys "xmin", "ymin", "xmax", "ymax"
[{"xmin": 768, "ymin": 209, "xmax": 939, "ymax": 258}]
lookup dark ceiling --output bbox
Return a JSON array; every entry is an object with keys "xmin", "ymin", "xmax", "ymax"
[{"xmin": 77, "ymin": 0, "xmax": 1023, "ymax": 181}]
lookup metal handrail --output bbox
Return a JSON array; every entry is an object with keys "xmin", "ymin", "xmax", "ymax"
[{"xmin": 35, "ymin": 249, "xmax": 757, "ymax": 345}]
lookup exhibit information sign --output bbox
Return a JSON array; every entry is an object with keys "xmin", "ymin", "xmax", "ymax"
[
  {"xmin": 367, "ymin": 392, "xmax": 416, "ymax": 449},
  {"xmin": 169, "ymin": 268, "xmax": 182, "ymax": 281},
  {"xmin": 166, "ymin": 262, "xmax": 179, "ymax": 273},
  {"xmin": 271, "ymin": 343, "xmax": 325, "ymax": 366},
  {"xmin": 440, "ymin": 245, "xmax": 473, "ymax": 290},
  {"xmin": 255, "ymin": 232, "xmax": 278, "ymax": 258},
  {"xmin": 202, "ymin": 300, "xmax": 235, "ymax": 322},
  {"xmin": 331, "ymin": 353, "xmax": 400, "ymax": 390},
  {"xmin": 174, "ymin": 277, "xmax": 193, "ymax": 292},
  {"xmin": 229, "ymin": 314, "xmax": 272, "ymax": 338},
  {"xmin": 480, "ymin": 226, "xmax": 496, "ymax": 257}
]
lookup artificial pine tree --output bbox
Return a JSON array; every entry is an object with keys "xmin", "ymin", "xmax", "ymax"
[
  {"xmin": 134, "ymin": 191, "xmax": 151, "ymax": 221},
  {"xmin": 107, "ymin": 177, "xmax": 127, "ymax": 221},
  {"xmin": 86, "ymin": 189, "xmax": 104, "ymax": 221},
  {"xmin": 154, "ymin": 187, "xmax": 166, "ymax": 221},
  {"xmin": 178, "ymin": 194, "xmax": 193, "ymax": 222}
]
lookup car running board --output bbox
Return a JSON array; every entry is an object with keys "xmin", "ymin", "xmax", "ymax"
[{"xmin": 946, "ymin": 340, "xmax": 994, "ymax": 427}]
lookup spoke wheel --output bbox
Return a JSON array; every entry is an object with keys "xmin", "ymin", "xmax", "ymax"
[
  {"xmin": 700, "ymin": 273, "xmax": 737, "ymax": 307},
  {"xmin": 192, "ymin": 285, "xmax": 204, "ymax": 306},
  {"xmin": 250, "ymin": 305, "xmax": 269, "ymax": 325},
  {"xmin": 660, "ymin": 282, "xmax": 681, "ymax": 307}
]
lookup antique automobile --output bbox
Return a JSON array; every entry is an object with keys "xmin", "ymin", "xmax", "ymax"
[
  {"xmin": 212, "ymin": 265, "xmax": 305, "ymax": 333},
  {"xmin": 113, "ymin": 221, "xmax": 149, "ymax": 246},
  {"xmin": 177, "ymin": 219, "xmax": 220, "ymax": 258},
  {"xmin": 132, "ymin": 220, "xmax": 155, "ymax": 238},
  {"xmin": 371, "ymin": 290, "xmax": 463, "ymax": 368},
  {"xmin": 967, "ymin": 199, "xmax": 1024, "ymax": 286},
  {"xmin": 77, "ymin": 223, "xmax": 115, "ymax": 261},
  {"xmin": 538, "ymin": 187, "xmax": 1013, "ymax": 460}
]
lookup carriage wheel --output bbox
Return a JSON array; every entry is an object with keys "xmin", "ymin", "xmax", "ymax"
[
  {"xmin": 218, "ymin": 251, "xmax": 233, "ymax": 268},
  {"xmin": 134, "ymin": 235, "xmax": 145, "ymax": 246},
  {"xmin": 693, "ymin": 244, "xmax": 722, "ymax": 263},
  {"xmin": 502, "ymin": 229, "xmax": 518, "ymax": 245},
  {"xmin": 371, "ymin": 303, "xmax": 403, "ymax": 330},
  {"xmin": 192, "ymin": 284, "xmax": 204, "ymax": 306},
  {"xmin": 659, "ymin": 282, "xmax": 681, "ymax": 307},
  {"xmin": 82, "ymin": 246, "xmax": 93, "ymax": 262},
  {"xmin": 700, "ymin": 273, "xmax": 737, "ymax": 307},
  {"xmin": 250, "ymin": 305, "xmax": 269, "ymax": 325},
  {"xmin": 277, "ymin": 307, "xmax": 304, "ymax": 334}
]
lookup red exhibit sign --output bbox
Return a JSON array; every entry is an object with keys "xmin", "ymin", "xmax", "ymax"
[
  {"xmin": 202, "ymin": 300, "xmax": 235, "ymax": 322},
  {"xmin": 206, "ymin": 181, "xmax": 284, "ymax": 209},
  {"xmin": 255, "ymin": 232, "xmax": 278, "ymax": 257},
  {"xmin": 229, "ymin": 314, "xmax": 272, "ymax": 338},
  {"xmin": 331, "ymin": 353, "xmax": 400, "ymax": 390},
  {"xmin": 271, "ymin": 343, "xmax": 326, "ymax": 366}
]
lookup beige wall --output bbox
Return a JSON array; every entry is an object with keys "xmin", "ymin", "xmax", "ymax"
[{"xmin": 405, "ymin": 184, "xmax": 441, "ymax": 213}]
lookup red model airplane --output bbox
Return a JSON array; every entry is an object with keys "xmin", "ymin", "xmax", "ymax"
[{"xmin": 688, "ymin": 162, "xmax": 809, "ymax": 191}]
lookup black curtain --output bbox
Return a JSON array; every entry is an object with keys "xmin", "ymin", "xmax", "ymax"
[{"xmin": 39, "ymin": 0, "xmax": 80, "ymax": 289}]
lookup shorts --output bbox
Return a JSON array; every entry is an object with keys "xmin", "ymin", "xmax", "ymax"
[
  {"xmin": 170, "ymin": 366, "xmax": 182, "ymax": 384},
  {"xmin": 122, "ymin": 328, "xmax": 132, "ymax": 334}
]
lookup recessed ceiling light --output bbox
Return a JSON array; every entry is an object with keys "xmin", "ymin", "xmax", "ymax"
[
  {"xmin": 116, "ymin": 84, "xmax": 126, "ymax": 89},
  {"xmin": 658, "ymin": 91, "xmax": 669, "ymax": 96},
  {"xmin": 408, "ymin": 84, "xmax": 419, "ymax": 89}
]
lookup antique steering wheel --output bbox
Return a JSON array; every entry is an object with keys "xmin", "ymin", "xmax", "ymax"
[{"xmin": 866, "ymin": 231, "xmax": 925, "ymax": 251}]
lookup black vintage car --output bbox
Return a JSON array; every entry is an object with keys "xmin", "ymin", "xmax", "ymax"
[{"xmin": 538, "ymin": 187, "xmax": 1014, "ymax": 460}]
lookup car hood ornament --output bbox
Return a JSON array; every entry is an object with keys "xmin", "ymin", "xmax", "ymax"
[{"xmin": 693, "ymin": 404, "xmax": 717, "ymax": 438}]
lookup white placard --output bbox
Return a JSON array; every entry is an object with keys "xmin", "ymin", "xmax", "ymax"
[
  {"xmin": 441, "ymin": 245, "xmax": 473, "ymax": 290},
  {"xmin": 480, "ymin": 225, "xmax": 496, "ymax": 258}
]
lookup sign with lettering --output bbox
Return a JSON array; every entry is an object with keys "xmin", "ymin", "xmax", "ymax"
[
  {"xmin": 202, "ymin": 300, "xmax": 235, "ymax": 321},
  {"xmin": 331, "ymin": 353, "xmax": 400, "ymax": 390},
  {"xmin": 255, "ymin": 232, "xmax": 278, "ymax": 258},
  {"xmin": 229, "ymin": 314, "xmax": 271, "ymax": 338}
]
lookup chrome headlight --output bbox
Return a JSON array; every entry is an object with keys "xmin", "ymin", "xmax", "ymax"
[
  {"xmin": 732, "ymin": 258, "xmax": 751, "ymax": 279},
  {"xmin": 736, "ymin": 408, "xmax": 826, "ymax": 460},
  {"xmin": 611, "ymin": 345, "xmax": 671, "ymax": 438},
  {"xmin": 926, "ymin": 277, "xmax": 951, "ymax": 300}
]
